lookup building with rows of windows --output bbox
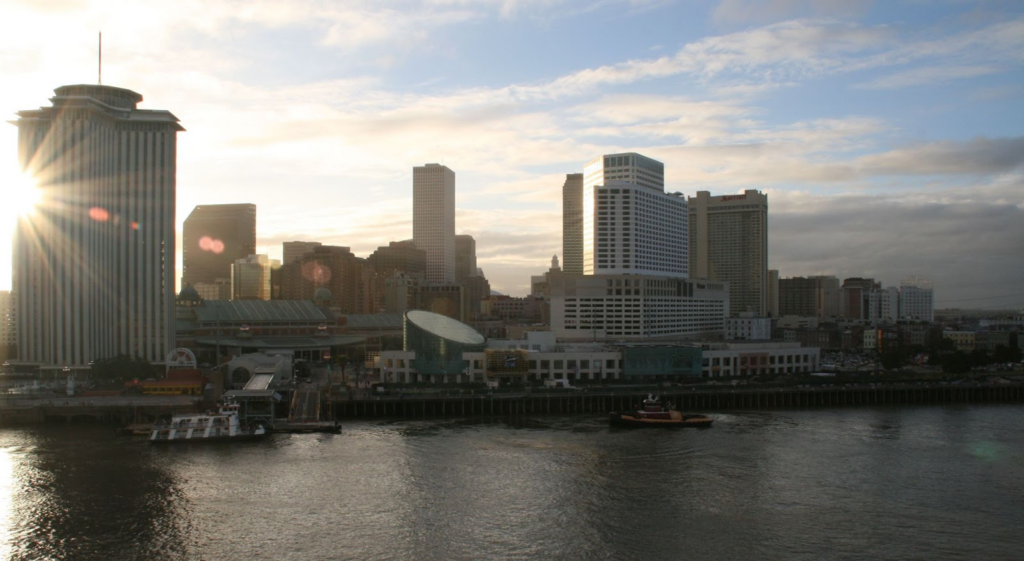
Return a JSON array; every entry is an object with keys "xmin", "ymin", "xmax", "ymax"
[
  {"xmin": 689, "ymin": 189, "xmax": 769, "ymax": 317},
  {"xmin": 573, "ymin": 153, "xmax": 689, "ymax": 277},
  {"xmin": 413, "ymin": 164, "xmax": 456, "ymax": 284},
  {"xmin": 382, "ymin": 331, "xmax": 819, "ymax": 385},
  {"xmin": 549, "ymin": 274, "xmax": 729, "ymax": 340},
  {"xmin": 13, "ymin": 84, "xmax": 181, "ymax": 369}
]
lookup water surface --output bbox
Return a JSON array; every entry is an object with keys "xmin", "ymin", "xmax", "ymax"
[{"xmin": 1, "ymin": 405, "xmax": 1022, "ymax": 560}]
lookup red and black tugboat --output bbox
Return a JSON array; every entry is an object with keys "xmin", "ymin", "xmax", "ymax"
[{"xmin": 609, "ymin": 394, "xmax": 713, "ymax": 428}]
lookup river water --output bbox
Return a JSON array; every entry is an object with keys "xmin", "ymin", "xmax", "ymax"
[{"xmin": 1, "ymin": 404, "xmax": 1022, "ymax": 560}]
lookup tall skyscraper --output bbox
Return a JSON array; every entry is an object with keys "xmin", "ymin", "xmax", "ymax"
[
  {"xmin": 413, "ymin": 164, "xmax": 455, "ymax": 283},
  {"xmin": 182, "ymin": 204, "xmax": 256, "ymax": 288},
  {"xmin": 455, "ymin": 234, "xmax": 478, "ymax": 282},
  {"xmin": 561, "ymin": 173, "xmax": 584, "ymax": 275},
  {"xmin": 689, "ymin": 190, "xmax": 769, "ymax": 317},
  {"xmin": 13, "ymin": 84, "xmax": 182, "ymax": 367},
  {"xmin": 579, "ymin": 153, "xmax": 687, "ymax": 277}
]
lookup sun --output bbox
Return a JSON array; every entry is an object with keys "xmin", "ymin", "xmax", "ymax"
[
  {"xmin": 0, "ymin": 171, "xmax": 41, "ymax": 291},
  {"xmin": 8, "ymin": 173, "xmax": 42, "ymax": 217}
]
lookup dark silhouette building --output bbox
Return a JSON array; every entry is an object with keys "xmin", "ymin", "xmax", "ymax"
[
  {"xmin": 182, "ymin": 204, "xmax": 257, "ymax": 288},
  {"xmin": 455, "ymin": 235, "xmax": 477, "ymax": 282}
]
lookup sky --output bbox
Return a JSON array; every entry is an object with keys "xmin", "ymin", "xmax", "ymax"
[{"xmin": 0, "ymin": 0, "xmax": 1022, "ymax": 309}]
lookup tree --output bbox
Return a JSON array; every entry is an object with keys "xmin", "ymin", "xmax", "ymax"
[
  {"xmin": 994, "ymin": 344, "xmax": 1022, "ymax": 364},
  {"xmin": 941, "ymin": 351, "xmax": 971, "ymax": 375},
  {"xmin": 880, "ymin": 348, "xmax": 905, "ymax": 370}
]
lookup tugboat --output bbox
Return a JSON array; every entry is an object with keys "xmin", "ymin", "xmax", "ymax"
[
  {"xmin": 609, "ymin": 394, "xmax": 713, "ymax": 428},
  {"xmin": 150, "ymin": 397, "xmax": 268, "ymax": 443}
]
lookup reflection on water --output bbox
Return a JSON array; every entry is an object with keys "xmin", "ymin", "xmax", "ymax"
[
  {"xmin": 0, "ymin": 426, "xmax": 190, "ymax": 560},
  {"xmin": 1, "ymin": 406, "xmax": 1024, "ymax": 560}
]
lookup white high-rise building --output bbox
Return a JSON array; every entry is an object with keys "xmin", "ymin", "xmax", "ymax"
[
  {"xmin": 413, "ymin": 164, "xmax": 456, "ymax": 284},
  {"xmin": 13, "ymin": 84, "xmax": 182, "ymax": 367},
  {"xmin": 580, "ymin": 153, "xmax": 688, "ymax": 277},
  {"xmin": 865, "ymin": 286, "xmax": 900, "ymax": 324},
  {"xmin": 689, "ymin": 190, "xmax": 769, "ymax": 317},
  {"xmin": 899, "ymin": 276, "xmax": 934, "ymax": 321}
]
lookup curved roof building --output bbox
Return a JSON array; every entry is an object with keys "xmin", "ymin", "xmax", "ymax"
[{"xmin": 403, "ymin": 310, "xmax": 485, "ymax": 375}]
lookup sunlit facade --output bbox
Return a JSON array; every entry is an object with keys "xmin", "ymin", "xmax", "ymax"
[
  {"xmin": 230, "ymin": 254, "xmax": 276, "ymax": 301},
  {"xmin": 12, "ymin": 84, "xmax": 183, "ymax": 367},
  {"xmin": 561, "ymin": 173, "xmax": 583, "ymax": 275},
  {"xmin": 412, "ymin": 164, "xmax": 455, "ymax": 284},
  {"xmin": 580, "ymin": 153, "xmax": 688, "ymax": 277}
]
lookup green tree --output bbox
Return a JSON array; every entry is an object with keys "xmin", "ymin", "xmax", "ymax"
[
  {"xmin": 879, "ymin": 348, "xmax": 906, "ymax": 370},
  {"xmin": 942, "ymin": 351, "xmax": 971, "ymax": 375},
  {"xmin": 993, "ymin": 344, "xmax": 1022, "ymax": 364},
  {"xmin": 970, "ymin": 349, "xmax": 991, "ymax": 368}
]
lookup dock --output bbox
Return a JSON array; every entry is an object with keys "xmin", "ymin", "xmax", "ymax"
[{"xmin": 330, "ymin": 382, "xmax": 1024, "ymax": 419}]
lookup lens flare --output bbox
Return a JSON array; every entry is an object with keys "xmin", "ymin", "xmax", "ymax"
[
  {"xmin": 198, "ymin": 236, "xmax": 225, "ymax": 254},
  {"xmin": 88, "ymin": 207, "xmax": 110, "ymax": 222},
  {"xmin": 302, "ymin": 261, "xmax": 331, "ymax": 284}
]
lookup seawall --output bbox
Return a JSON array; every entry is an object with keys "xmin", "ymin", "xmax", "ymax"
[{"xmin": 331, "ymin": 383, "xmax": 1024, "ymax": 419}]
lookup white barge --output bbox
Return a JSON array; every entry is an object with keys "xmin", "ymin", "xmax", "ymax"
[{"xmin": 150, "ymin": 398, "xmax": 268, "ymax": 443}]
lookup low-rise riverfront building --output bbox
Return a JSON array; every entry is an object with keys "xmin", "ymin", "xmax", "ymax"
[
  {"xmin": 175, "ymin": 291, "xmax": 364, "ymax": 364},
  {"xmin": 382, "ymin": 316, "xmax": 819, "ymax": 385},
  {"xmin": 698, "ymin": 341, "xmax": 819, "ymax": 378}
]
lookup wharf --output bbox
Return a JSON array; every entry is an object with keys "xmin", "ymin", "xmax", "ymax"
[
  {"xmin": 271, "ymin": 420, "xmax": 341, "ymax": 433},
  {"xmin": 331, "ymin": 383, "xmax": 1024, "ymax": 419},
  {"xmin": 0, "ymin": 395, "xmax": 201, "ymax": 426}
]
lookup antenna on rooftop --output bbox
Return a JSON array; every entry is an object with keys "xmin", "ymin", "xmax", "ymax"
[{"xmin": 98, "ymin": 32, "xmax": 102, "ymax": 85}]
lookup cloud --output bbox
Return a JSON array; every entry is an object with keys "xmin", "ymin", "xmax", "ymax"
[
  {"xmin": 769, "ymin": 179, "xmax": 1024, "ymax": 307},
  {"xmin": 4, "ymin": 3, "xmax": 1023, "ymax": 301},
  {"xmin": 712, "ymin": 0, "xmax": 875, "ymax": 25},
  {"xmin": 856, "ymin": 137, "xmax": 1024, "ymax": 176},
  {"xmin": 857, "ymin": 64, "xmax": 1000, "ymax": 89}
]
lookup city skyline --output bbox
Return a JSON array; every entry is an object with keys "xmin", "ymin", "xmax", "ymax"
[{"xmin": 1, "ymin": 1, "xmax": 1022, "ymax": 308}]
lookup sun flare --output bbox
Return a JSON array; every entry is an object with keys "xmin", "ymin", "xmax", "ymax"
[{"xmin": 8, "ymin": 173, "xmax": 43, "ymax": 217}]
